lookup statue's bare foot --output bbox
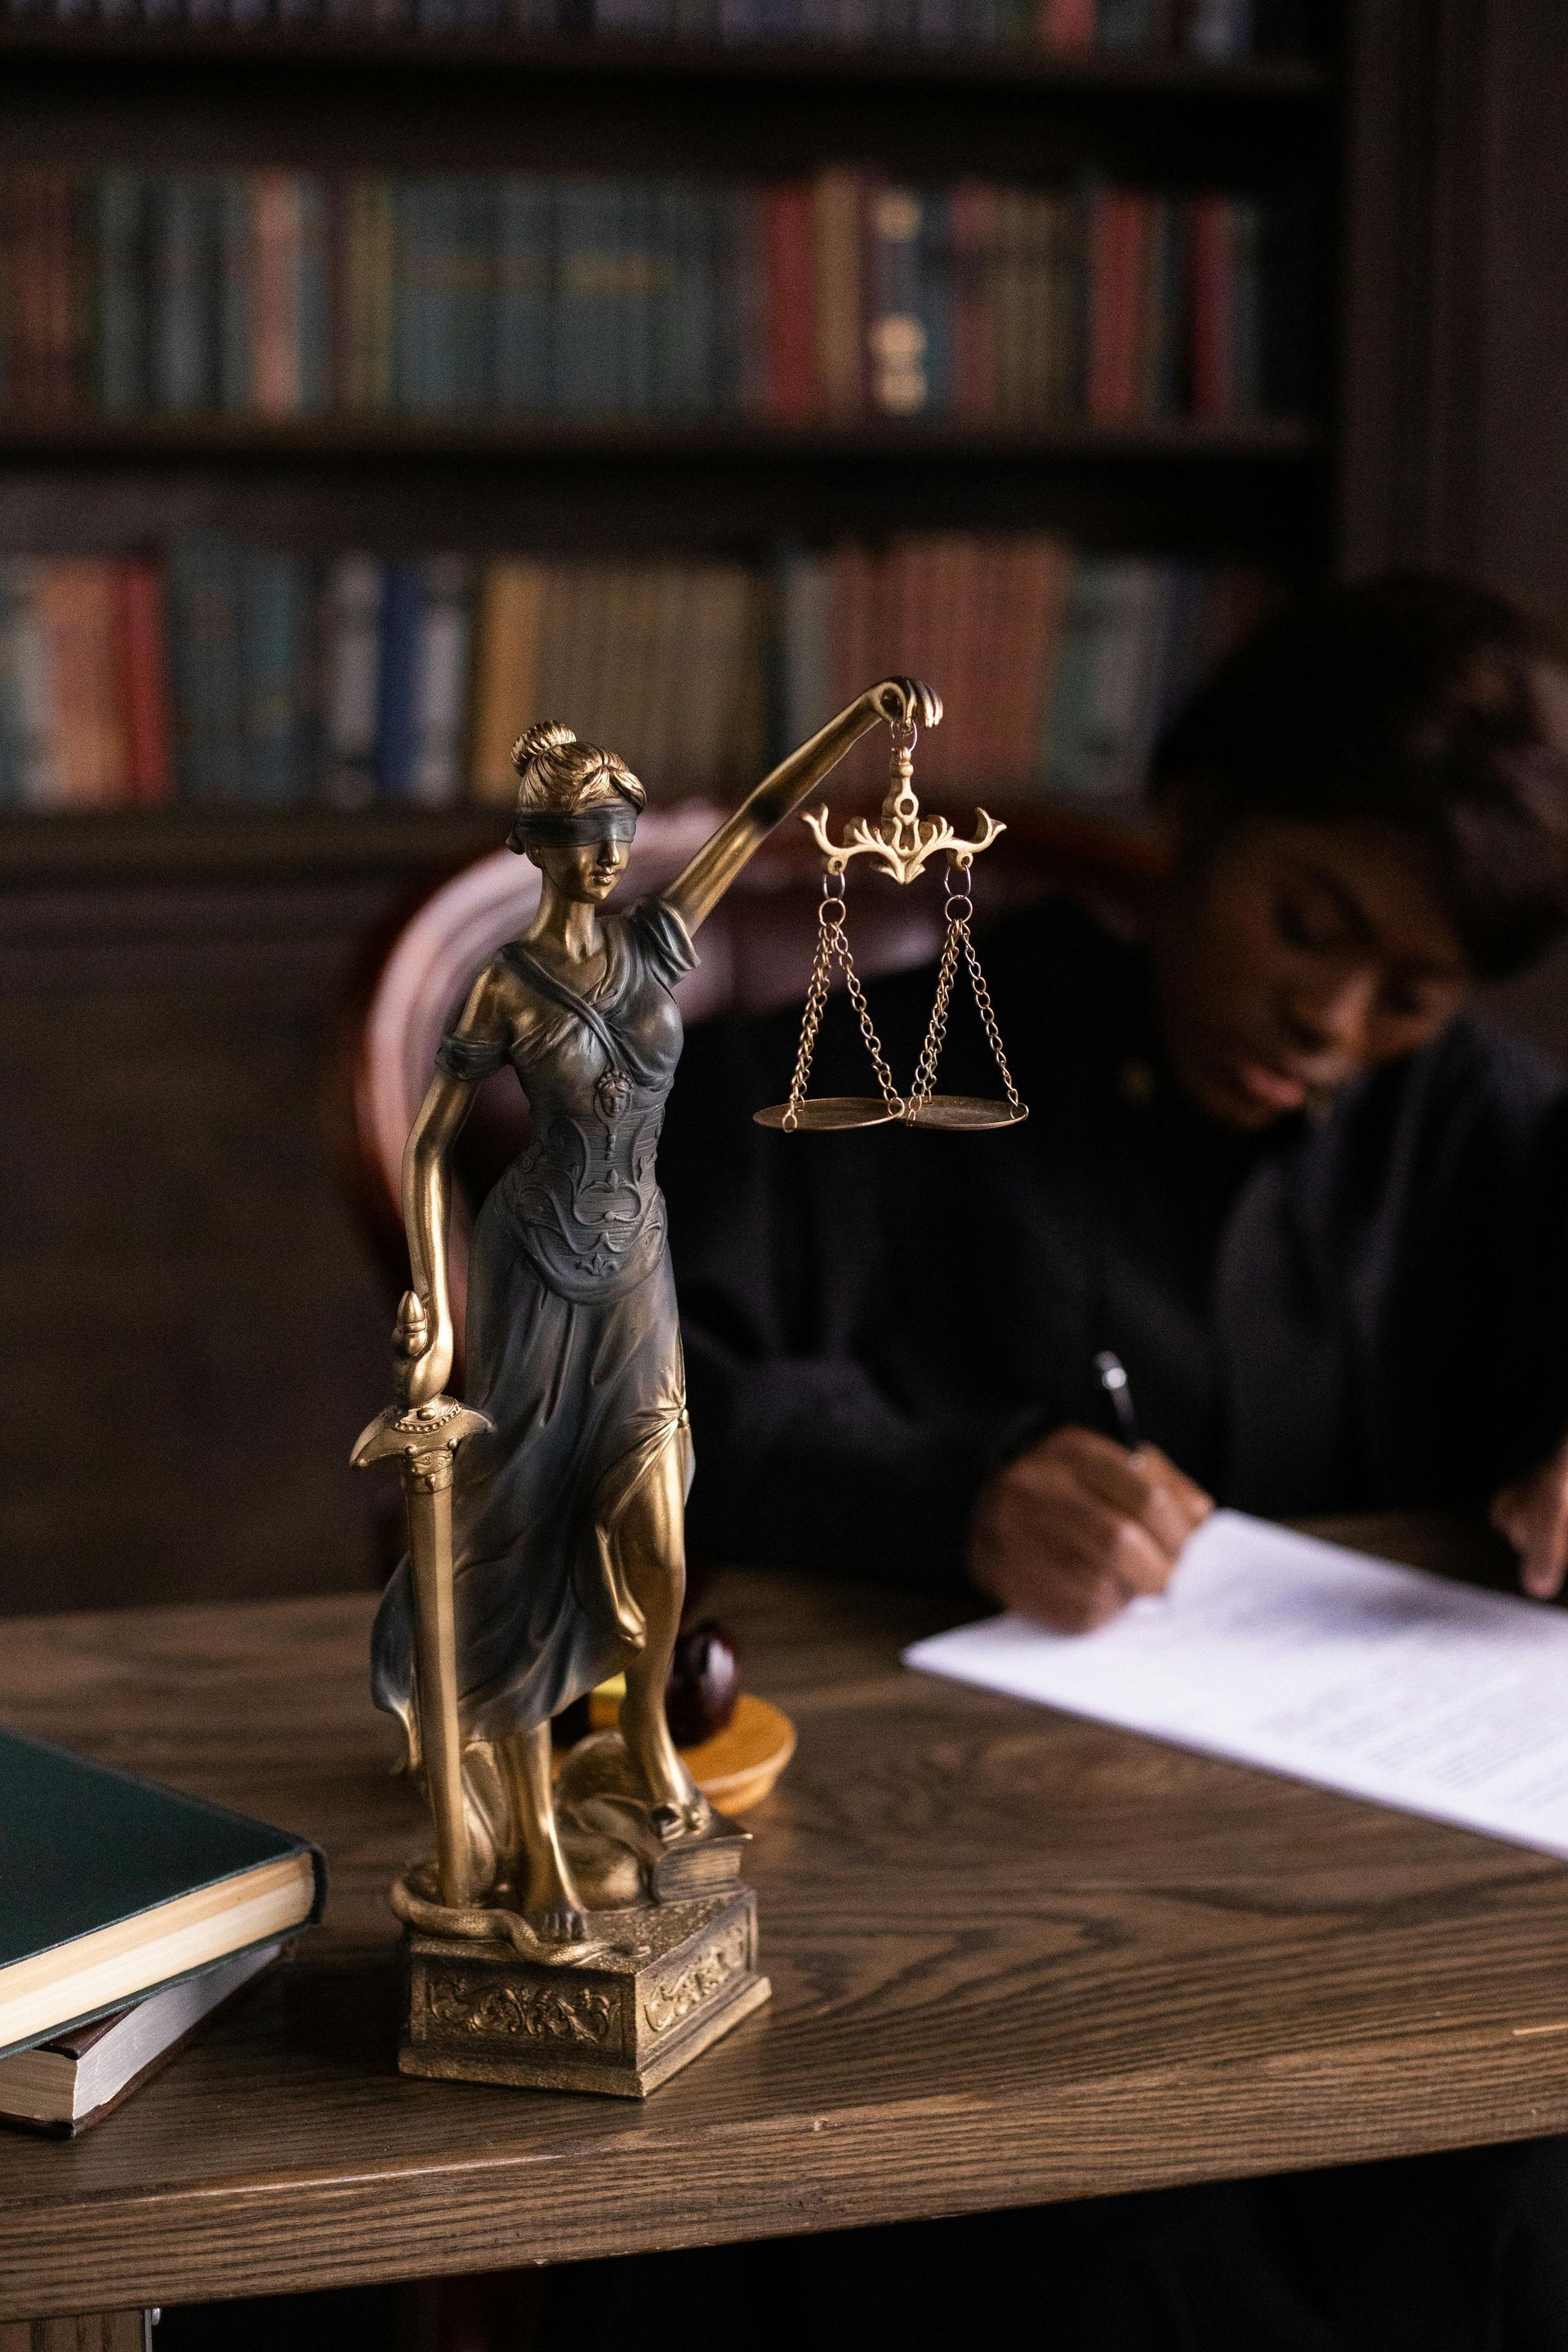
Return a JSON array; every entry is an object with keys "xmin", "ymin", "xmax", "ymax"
[{"xmin": 523, "ymin": 1851, "xmax": 588, "ymax": 1944}]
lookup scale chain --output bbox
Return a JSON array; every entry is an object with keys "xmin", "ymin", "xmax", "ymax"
[
  {"xmin": 906, "ymin": 920, "xmax": 963, "ymax": 1116},
  {"xmin": 783, "ymin": 884, "xmax": 906, "ymax": 1130},
  {"xmin": 839, "ymin": 930, "xmax": 906, "ymax": 1120},
  {"xmin": 960, "ymin": 928, "xmax": 1022, "ymax": 1114},
  {"xmin": 906, "ymin": 863, "xmax": 1022, "ymax": 1118},
  {"xmin": 782, "ymin": 896, "xmax": 838, "ymax": 1132}
]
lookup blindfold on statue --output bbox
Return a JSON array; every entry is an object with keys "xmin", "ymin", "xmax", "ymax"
[{"xmin": 508, "ymin": 807, "xmax": 640, "ymax": 851}]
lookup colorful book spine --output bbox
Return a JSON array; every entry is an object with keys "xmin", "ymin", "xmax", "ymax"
[
  {"xmin": 406, "ymin": 557, "xmax": 475, "ymax": 807},
  {"xmin": 320, "ymin": 554, "xmax": 385, "ymax": 809},
  {"xmin": 0, "ymin": 564, "xmax": 29, "ymax": 811},
  {"xmin": 764, "ymin": 183, "xmax": 818, "ymax": 421},
  {"xmin": 866, "ymin": 184, "xmax": 928, "ymax": 416},
  {"xmin": 93, "ymin": 176, "xmax": 148, "ymax": 415},
  {"xmin": 373, "ymin": 560, "xmax": 425, "ymax": 796},
  {"xmin": 251, "ymin": 176, "xmax": 302, "ymax": 418},
  {"xmin": 240, "ymin": 546, "xmax": 313, "ymax": 804},
  {"xmin": 469, "ymin": 559, "xmax": 546, "ymax": 804},
  {"xmin": 652, "ymin": 182, "xmax": 719, "ymax": 415},
  {"xmin": 167, "ymin": 532, "xmax": 245, "ymax": 803},
  {"xmin": 151, "ymin": 177, "xmax": 220, "ymax": 416},
  {"xmin": 0, "ymin": 534, "xmax": 1274, "ymax": 814},
  {"xmin": 553, "ymin": 178, "xmax": 628, "ymax": 415},
  {"xmin": 117, "ymin": 564, "xmax": 172, "ymax": 806},
  {"xmin": 617, "ymin": 183, "xmax": 657, "ymax": 416},
  {"xmin": 1040, "ymin": 0, "xmax": 1096, "ymax": 47},
  {"xmin": 43, "ymin": 562, "xmax": 127, "ymax": 809},
  {"xmin": 1087, "ymin": 185, "xmax": 1149, "ymax": 422},
  {"xmin": 0, "ymin": 169, "xmax": 1310, "ymax": 431},
  {"xmin": 494, "ymin": 179, "xmax": 553, "ymax": 414},
  {"xmin": 1189, "ymin": 191, "xmax": 1236, "ymax": 420}
]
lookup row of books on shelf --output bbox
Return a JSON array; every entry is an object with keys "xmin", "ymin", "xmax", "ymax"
[
  {"xmin": 0, "ymin": 168, "xmax": 1312, "ymax": 425},
  {"xmin": 0, "ymin": 535, "xmax": 1274, "ymax": 814},
  {"xmin": 0, "ymin": 0, "xmax": 1316, "ymax": 56}
]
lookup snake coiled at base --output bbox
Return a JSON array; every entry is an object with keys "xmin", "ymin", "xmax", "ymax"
[{"xmin": 390, "ymin": 1863, "xmax": 604, "ymax": 1967}]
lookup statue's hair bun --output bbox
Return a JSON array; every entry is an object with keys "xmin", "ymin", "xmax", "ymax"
[{"xmin": 512, "ymin": 720, "xmax": 577, "ymax": 772}]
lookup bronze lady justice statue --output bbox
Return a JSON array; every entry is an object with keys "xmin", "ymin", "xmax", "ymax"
[{"xmin": 364, "ymin": 678, "xmax": 938, "ymax": 2019}]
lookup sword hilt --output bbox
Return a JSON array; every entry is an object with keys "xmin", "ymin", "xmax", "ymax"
[{"xmin": 350, "ymin": 1395, "xmax": 492, "ymax": 1481}]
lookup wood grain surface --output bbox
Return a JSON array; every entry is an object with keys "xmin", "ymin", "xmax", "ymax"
[
  {"xmin": 3, "ymin": 1535, "xmax": 1568, "ymax": 2322},
  {"xmin": 0, "ymin": 2314, "xmax": 146, "ymax": 2352},
  {"xmin": 0, "ymin": 2318, "xmax": 148, "ymax": 2352}
]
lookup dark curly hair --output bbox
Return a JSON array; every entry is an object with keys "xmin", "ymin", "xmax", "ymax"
[{"xmin": 1149, "ymin": 573, "xmax": 1568, "ymax": 979}]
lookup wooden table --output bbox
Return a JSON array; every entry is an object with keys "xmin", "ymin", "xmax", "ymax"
[{"xmin": 5, "ymin": 1523, "xmax": 1568, "ymax": 2341}]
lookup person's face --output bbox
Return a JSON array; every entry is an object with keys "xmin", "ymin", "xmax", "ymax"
[
  {"xmin": 1150, "ymin": 815, "xmax": 1475, "ymax": 1131},
  {"xmin": 529, "ymin": 831, "xmax": 630, "ymax": 903}
]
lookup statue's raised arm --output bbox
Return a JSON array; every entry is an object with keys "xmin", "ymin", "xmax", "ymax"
[{"xmin": 662, "ymin": 676, "xmax": 942, "ymax": 938}]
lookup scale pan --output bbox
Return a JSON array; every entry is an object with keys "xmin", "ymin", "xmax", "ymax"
[
  {"xmin": 754, "ymin": 1096, "xmax": 899, "ymax": 1132},
  {"xmin": 906, "ymin": 1095, "xmax": 1029, "ymax": 1131}
]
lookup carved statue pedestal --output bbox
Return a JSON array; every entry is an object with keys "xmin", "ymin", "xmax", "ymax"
[{"xmin": 400, "ymin": 1889, "xmax": 769, "ymax": 2097}]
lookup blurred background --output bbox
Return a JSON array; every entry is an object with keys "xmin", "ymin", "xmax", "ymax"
[{"xmin": 2, "ymin": 0, "xmax": 1566, "ymax": 1618}]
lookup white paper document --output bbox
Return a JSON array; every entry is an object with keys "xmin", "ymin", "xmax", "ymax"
[{"xmin": 904, "ymin": 1511, "xmax": 1568, "ymax": 1860}]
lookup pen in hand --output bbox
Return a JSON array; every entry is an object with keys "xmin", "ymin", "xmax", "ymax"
[
  {"xmin": 1094, "ymin": 1351, "xmax": 1141, "ymax": 1454},
  {"xmin": 966, "ymin": 1350, "xmax": 1212, "ymax": 1633}
]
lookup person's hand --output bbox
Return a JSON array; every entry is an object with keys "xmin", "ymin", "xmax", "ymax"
[
  {"xmin": 394, "ymin": 1290, "xmax": 453, "ymax": 1410},
  {"xmin": 1490, "ymin": 1439, "xmax": 1568, "ymax": 1598},
  {"xmin": 966, "ymin": 1425, "xmax": 1214, "ymax": 1633},
  {"xmin": 870, "ymin": 676, "xmax": 943, "ymax": 733}
]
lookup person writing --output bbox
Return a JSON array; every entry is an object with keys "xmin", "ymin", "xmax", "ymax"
[
  {"xmin": 650, "ymin": 574, "xmax": 1568, "ymax": 2350},
  {"xmin": 662, "ymin": 572, "xmax": 1568, "ymax": 1622}
]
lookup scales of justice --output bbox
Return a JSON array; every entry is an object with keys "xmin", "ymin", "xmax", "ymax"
[{"xmin": 353, "ymin": 675, "xmax": 1026, "ymax": 2097}]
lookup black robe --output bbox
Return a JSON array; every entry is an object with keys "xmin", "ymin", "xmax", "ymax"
[{"xmin": 661, "ymin": 898, "xmax": 1568, "ymax": 1584}]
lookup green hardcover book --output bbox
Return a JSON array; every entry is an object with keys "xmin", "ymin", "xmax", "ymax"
[
  {"xmin": 450, "ymin": 179, "xmax": 495, "ymax": 416},
  {"xmin": 0, "ymin": 559, "xmax": 30, "ymax": 809},
  {"xmin": 650, "ymin": 182, "xmax": 716, "ymax": 416},
  {"xmin": 216, "ymin": 176, "xmax": 252, "ymax": 417},
  {"xmin": 618, "ymin": 180, "xmax": 656, "ymax": 417},
  {"xmin": 151, "ymin": 174, "xmax": 220, "ymax": 416},
  {"xmin": 391, "ymin": 179, "xmax": 433, "ymax": 415},
  {"xmin": 1039, "ymin": 552, "xmax": 1104, "ymax": 796},
  {"xmin": 0, "ymin": 1725, "xmax": 323, "ymax": 2061},
  {"xmin": 555, "ymin": 177, "xmax": 626, "ymax": 416},
  {"xmin": 93, "ymin": 173, "xmax": 149, "ymax": 415},
  {"xmin": 297, "ymin": 179, "xmax": 331, "ymax": 416},
  {"xmin": 240, "ymin": 546, "xmax": 312, "ymax": 804},
  {"xmin": 493, "ymin": 177, "xmax": 552, "ymax": 416},
  {"xmin": 167, "ymin": 529, "xmax": 245, "ymax": 802},
  {"xmin": 412, "ymin": 179, "xmax": 463, "ymax": 416}
]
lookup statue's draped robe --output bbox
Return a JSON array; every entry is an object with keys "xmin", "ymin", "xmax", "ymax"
[
  {"xmin": 372, "ymin": 897, "xmax": 696, "ymax": 1752},
  {"xmin": 660, "ymin": 898, "xmax": 1568, "ymax": 1585}
]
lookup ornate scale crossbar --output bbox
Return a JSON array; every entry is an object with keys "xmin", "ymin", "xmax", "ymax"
[{"xmin": 755, "ymin": 716, "xmax": 1029, "ymax": 1134}]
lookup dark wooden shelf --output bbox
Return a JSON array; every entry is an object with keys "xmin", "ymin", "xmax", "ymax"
[
  {"xmin": 0, "ymin": 416, "xmax": 1321, "ymax": 466},
  {"xmin": 0, "ymin": 794, "xmax": 1162, "ymax": 886},
  {"xmin": 0, "ymin": 804, "xmax": 509, "ymax": 883},
  {"xmin": 0, "ymin": 24, "xmax": 1330, "ymax": 94}
]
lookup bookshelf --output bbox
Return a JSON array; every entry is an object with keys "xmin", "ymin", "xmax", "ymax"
[
  {"xmin": 0, "ymin": 28, "xmax": 1334, "ymax": 792},
  {"xmin": 0, "ymin": 23, "xmax": 1327, "ymax": 74},
  {"xmin": 9, "ymin": 0, "xmax": 1525, "ymax": 1615}
]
